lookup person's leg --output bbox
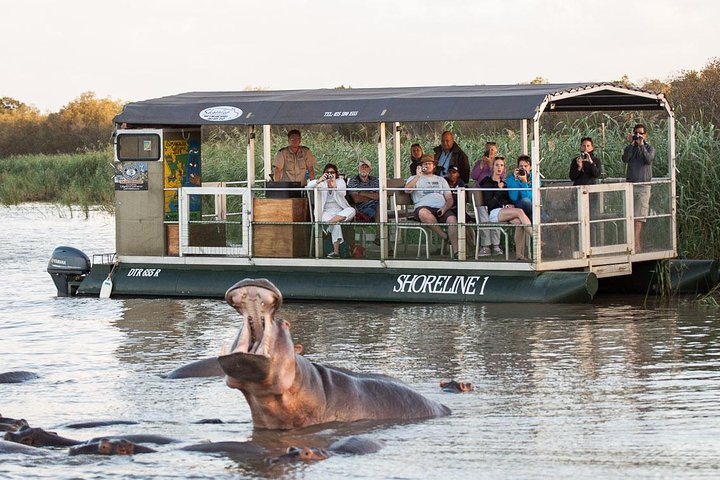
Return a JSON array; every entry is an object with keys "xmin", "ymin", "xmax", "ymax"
[
  {"xmin": 634, "ymin": 220, "xmax": 643, "ymax": 252},
  {"xmin": 518, "ymin": 196, "xmax": 532, "ymax": 221},
  {"xmin": 478, "ymin": 206, "xmax": 492, "ymax": 247},
  {"xmin": 417, "ymin": 208, "xmax": 447, "ymax": 239},
  {"xmin": 444, "ymin": 214, "xmax": 458, "ymax": 254}
]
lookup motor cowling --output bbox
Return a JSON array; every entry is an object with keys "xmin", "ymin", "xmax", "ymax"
[{"xmin": 47, "ymin": 246, "xmax": 91, "ymax": 297}]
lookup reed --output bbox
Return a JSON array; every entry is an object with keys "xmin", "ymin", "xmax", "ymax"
[{"xmin": 1, "ymin": 119, "xmax": 718, "ymax": 259}]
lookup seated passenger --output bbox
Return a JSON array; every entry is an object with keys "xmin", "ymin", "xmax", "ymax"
[
  {"xmin": 408, "ymin": 143, "xmax": 425, "ymax": 176},
  {"xmin": 347, "ymin": 158, "xmax": 380, "ymax": 221},
  {"xmin": 505, "ymin": 154, "xmax": 534, "ymax": 220},
  {"xmin": 405, "ymin": 154, "xmax": 459, "ymax": 258},
  {"xmin": 479, "ymin": 157, "xmax": 532, "ymax": 261},
  {"xmin": 472, "ymin": 142, "xmax": 503, "ymax": 257},
  {"xmin": 306, "ymin": 163, "xmax": 356, "ymax": 258},
  {"xmin": 569, "ymin": 137, "xmax": 602, "ymax": 185},
  {"xmin": 444, "ymin": 165, "xmax": 466, "ymax": 218}
]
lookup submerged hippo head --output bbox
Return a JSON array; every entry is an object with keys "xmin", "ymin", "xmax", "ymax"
[
  {"xmin": 267, "ymin": 446, "xmax": 331, "ymax": 464},
  {"xmin": 219, "ymin": 279, "xmax": 296, "ymax": 395}
]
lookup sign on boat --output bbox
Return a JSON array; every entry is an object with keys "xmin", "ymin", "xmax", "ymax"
[{"xmin": 46, "ymin": 84, "xmax": 718, "ymax": 303}]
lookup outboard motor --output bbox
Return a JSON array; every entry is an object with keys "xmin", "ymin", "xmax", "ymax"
[{"xmin": 47, "ymin": 246, "xmax": 91, "ymax": 297}]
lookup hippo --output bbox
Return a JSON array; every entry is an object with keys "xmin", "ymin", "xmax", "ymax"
[
  {"xmin": 218, "ymin": 278, "xmax": 451, "ymax": 430},
  {"xmin": 267, "ymin": 436, "xmax": 385, "ymax": 464},
  {"xmin": 4, "ymin": 425, "xmax": 178, "ymax": 448},
  {"xmin": 439, "ymin": 380, "xmax": 474, "ymax": 393},
  {"xmin": 0, "ymin": 415, "xmax": 29, "ymax": 433},
  {"xmin": 0, "ymin": 439, "xmax": 49, "ymax": 456},
  {"xmin": 69, "ymin": 438, "xmax": 157, "ymax": 456},
  {"xmin": 163, "ymin": 357, "xmax": 224, "ymax": 379},
  {"xmin": 0, "ymin": 371, "xmax": 39, "ymax": 383}
]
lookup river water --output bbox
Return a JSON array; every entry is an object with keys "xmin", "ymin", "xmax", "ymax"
[{"xmin": 1, "ymin": 203, "xmax": 719, "ymax": 479}]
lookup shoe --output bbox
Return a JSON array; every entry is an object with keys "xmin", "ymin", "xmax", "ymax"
[
  {"xmin": 492, "ymin": 245, "xmax": 504, "ymax": 256},
  {"xmin": 478, "ymin": 246, "xmax": 491, "ymax": 257},
  {"xmin": 326, "ymin": 252, "xmax": 340, "ymax": 258}
]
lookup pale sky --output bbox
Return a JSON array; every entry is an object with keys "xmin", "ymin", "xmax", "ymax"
[{"xmin": 4, "ymin": 0, "xmax": 718, "ymax": 112}]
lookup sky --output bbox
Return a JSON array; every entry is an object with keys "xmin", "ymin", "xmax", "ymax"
[{"xmin": 3, "ymin": 0, "xmax": 719, "ymax": 113}]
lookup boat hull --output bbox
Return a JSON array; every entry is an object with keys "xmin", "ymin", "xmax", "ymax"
[{"xmin": 76, "ymin": 262, "xmax": 598, "ymax": 304}]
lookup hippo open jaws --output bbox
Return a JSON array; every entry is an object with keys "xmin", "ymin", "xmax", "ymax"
[{"xmin": 218, "ymin": 278, "xmax": 450, "ymax": 430}]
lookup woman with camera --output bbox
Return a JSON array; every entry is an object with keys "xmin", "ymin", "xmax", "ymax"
[
  {"xmin": 306, "ymin": 163, "xmax": 356, "ymax": 258},
  {"xmin": 480, "ymin": 156, "xmax": 532, "ymax": 261},
  {"xmin": 505, "ymin": 154, "xmax": 534, "ymax": 220},
  {"xmin": 569, "ymin": 137, "xmax": 602, "ymax": 186}
]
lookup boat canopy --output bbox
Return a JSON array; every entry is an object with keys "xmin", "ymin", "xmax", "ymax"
[{"xmin": 114, "ymin": 83, "xmax": 670, "ymax": 127}]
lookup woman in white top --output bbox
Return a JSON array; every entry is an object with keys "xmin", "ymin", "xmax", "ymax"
[{"xmin": 306, "ymin": 163, "xmax": 356, "ymax": 258}]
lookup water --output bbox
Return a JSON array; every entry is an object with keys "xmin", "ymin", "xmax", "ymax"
[{"xmin": 1, "ymin": 203, "xmax": 719, "ymax": 479}]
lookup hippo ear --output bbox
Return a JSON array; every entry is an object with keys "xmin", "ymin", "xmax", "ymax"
[{"xmin": 294, "ymin": 344, "xmax": 303, "ymax": 354}]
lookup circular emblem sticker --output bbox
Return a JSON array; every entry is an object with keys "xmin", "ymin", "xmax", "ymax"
[{"xmin": 199, "ymin": 106, "xmax": 243, "ymax": 122}]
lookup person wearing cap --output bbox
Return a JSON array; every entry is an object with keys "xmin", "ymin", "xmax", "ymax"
[
  {"xmin": 433, "ymin": 131, "xmax": 470, "ymax": 183},
  {"xmin": 347, "ymin": 158, "xmax": 380, "ymax": 222},
  {"xmin": 405, "ymin": 154, "xmax": 459, "ymax": 258},
  {"xmin": 444, "ymin": 165, "xmax": 466, "ymax": 218},
  {"xmin": 273, "ymin": 129, "xmax": 317, "ymax": 186}
]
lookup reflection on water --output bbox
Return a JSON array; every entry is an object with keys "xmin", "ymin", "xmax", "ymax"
[{"xmin": 1, "ymin": 204, "xmax": 720, "ymax": 479}]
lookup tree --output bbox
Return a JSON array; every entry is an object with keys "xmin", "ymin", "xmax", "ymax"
[
  {"xmin": 45, "ymin": 92, "xmax": 124, "ymax": 153},
  {"xmin": 667, "ymin": 58, "xmax": 720, "ymax": 126}
]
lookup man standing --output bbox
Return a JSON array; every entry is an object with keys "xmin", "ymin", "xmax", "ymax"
[
  {"xmin": 433, "ymin": 131, "xmax": 470, "ymax": 183},
  {"xmin": 273, "ymin": 129, "xmax": 317, "ymax": 186},
  {"xmin": 347, "ymin": 158, "xmax": 380, "ymax": 221},
  {"xmin": 622, "ymin": 124, "xmax": 655, "ymax": 252},
  {"xmin": 405, "ymin": 154, "xmax": 458, "ymax": 257}
]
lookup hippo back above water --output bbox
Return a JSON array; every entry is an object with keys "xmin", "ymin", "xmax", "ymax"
[{"xmin": 219, "ymin": 278, "xmax": 450, "ymax": 430}]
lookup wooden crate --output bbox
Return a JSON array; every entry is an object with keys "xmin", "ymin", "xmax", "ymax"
[{"xmin": 253, "ymin": 198, "xmax": 309, "ymax": 257}]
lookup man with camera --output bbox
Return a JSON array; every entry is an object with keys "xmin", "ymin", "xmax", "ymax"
[
  {"xmin": 505, "ymin": 154, "xmax": 534, "ymax": 220},
  {"xmin": 404, "ymin": 154, "xmax": 459, "ymax": 258},
  {"xmin": 622, "ymin": 124, "xmax": 655, "ymax": 252},
  {"xmin": 569, "ymin": 137, "xmax": 602, "ymax": 186}
]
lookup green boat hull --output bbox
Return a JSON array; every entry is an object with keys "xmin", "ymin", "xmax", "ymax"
[{"xmin": 77, "ymin": 263, "xmax": 598, "ymax": 303}]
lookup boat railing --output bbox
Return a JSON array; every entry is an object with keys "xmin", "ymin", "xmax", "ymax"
[{"xmin": 167, "ymin": 179, "xmax": 674, "ymax": 274}]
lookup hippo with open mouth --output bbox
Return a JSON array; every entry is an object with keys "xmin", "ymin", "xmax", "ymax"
[{"xmin": 218, "ymin": 278, "xmax": 451, "ymax": 430}]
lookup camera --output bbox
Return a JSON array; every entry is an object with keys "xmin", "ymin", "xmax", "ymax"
[
  {"xmin": 580, "ymin": 152, "xmax": 588, "ymax": 159},
  {"xmin": 421, "ymin": 166, "xmax": 428, "ymax": 173},
  {"xmin": 326, "ymin": 173, "xmax": 334, "ymax": 179},
  {"xmin": 632, "ymin": 133, "xmax": 641, "ymax": 141},
  {"xmin": 516, "ymin": 168, "xmax": 526, "ymax": 177}
]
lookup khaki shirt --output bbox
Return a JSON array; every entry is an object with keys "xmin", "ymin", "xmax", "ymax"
[{"xmin": 273, "ymin": 146, "xmax": 317, "ymax": 185}]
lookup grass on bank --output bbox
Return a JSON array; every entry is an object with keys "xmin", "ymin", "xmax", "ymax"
[{"xmin": 1, "ymin": 118, "xmax": 719, "ymax": 259}]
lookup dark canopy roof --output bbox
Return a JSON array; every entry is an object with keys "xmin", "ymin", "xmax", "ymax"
[{"xmin": 115, "ymin": 83, "xmax": 669, "ymax": 127}]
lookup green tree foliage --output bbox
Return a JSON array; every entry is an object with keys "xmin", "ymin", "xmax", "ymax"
[
  {"xmin": 45, "ymin": 92, "xmax": 124, "ymax": 153},
  {"xmin": 0, "ymin": 98, "xmax": 45, "ymax": 157},
  {"xmin": 0, "ymin": 92, "xmax": 124, "ymax": 158}
]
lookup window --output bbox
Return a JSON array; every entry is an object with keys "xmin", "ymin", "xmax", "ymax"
[{"xmin": 117, "ymin": 133, "xmax": 161, "ymax": 161}]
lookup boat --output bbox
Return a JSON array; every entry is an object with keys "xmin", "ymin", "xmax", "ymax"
[{"xmin": 46, "ymin": 83, "xmax": 719, "ymax": 303}]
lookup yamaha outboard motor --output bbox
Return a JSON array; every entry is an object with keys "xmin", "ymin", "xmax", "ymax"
[{"xmin": 47, "ymin": 246, "xmax": 91, "ymax": 297}]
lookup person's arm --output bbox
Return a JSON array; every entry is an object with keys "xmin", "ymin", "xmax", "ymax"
[
  {"xmin": 273, "ymin": 151, "xmax": 284, "ymax": 181},
  {"xmin": 306, "ymin": 149, "xmax": 317, "ymax": 180},
  {"xmin": 639, "ymin": 144, "xmax": 655, "ymax": 164},
  {"xmin": 506, "ymin": 175, "xmax": 520, "ymax": 202},
  {"xmin": 569, "ymin": 157, "xmax": 581, "ymax": 181},
  {"xmin": 459, "ymin": 151, "xmax": 470, "ymax": 184},
  {"xmin": 621, "ymin": 144, "xmax": 633, "ymax": 163},
  {"xmin": 405, "ymin": 165, "xmax": 423, "ymax": 193}
]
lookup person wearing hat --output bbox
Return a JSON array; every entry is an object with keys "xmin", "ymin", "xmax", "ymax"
[
  {"xmin": 347, "ymin": 158, "xmax": 380, "ymax": 222},
  {"xmin": 404, "ymin": 154, "xmax": 459, "ymax": 258}
]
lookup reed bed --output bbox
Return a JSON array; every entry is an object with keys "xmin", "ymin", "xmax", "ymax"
[{"xmin": 1, "ymin": 119, "xmax": 718, "ymax": 258}]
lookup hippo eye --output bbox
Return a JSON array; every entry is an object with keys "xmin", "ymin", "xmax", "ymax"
[{"xmin": 20, "ymin": 436, "xmax": 35, "ymax": 446}]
